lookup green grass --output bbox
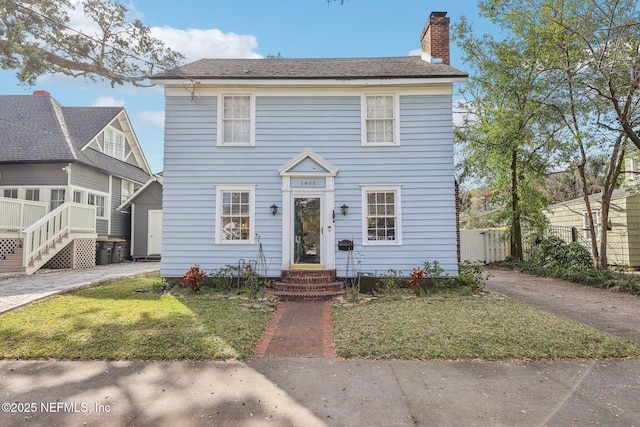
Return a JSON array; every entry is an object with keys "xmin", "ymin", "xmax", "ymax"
[
  {"xmin": 0, "ymin": 275, "xmax": 274, "ymax": 360},
  {"xmin": 332, "ymin": 295, "xmax": 640, "ymax": 360},
  {"xmin": 3, "ymin": 276, "xmax": 639, "ymax": 361}
]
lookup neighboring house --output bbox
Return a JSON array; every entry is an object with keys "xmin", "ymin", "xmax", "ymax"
[
  {"xmin": 118, "ymin": 174, "xmax": 163, "ymax": 261},
  {"xmin": 0, "ymin": 91, "xmax": 152, "ymax": 273},
  {"xmin": 152, "ymin": 12, "xmax": 467, "ymax": 298},
  {"xmin": 544, "ymin": 163, "xmax": 640, "ymax": 266}
]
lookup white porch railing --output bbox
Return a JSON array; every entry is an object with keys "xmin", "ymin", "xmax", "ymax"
[
  {"xmin": 22, "ymin": 202, "xmax": 97, "ymax": 269},
  {"xmin": 0, "ymin": 197, "xmax": 48, "ymax": 232}
]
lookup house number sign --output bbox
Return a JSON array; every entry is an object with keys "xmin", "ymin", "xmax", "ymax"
[{"xmin": 292, "ymin": 178, "xmax": 326, "ymax": 188}]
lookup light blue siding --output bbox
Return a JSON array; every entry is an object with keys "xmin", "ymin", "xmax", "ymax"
[{"xmin": 161, "ymin": 93, "xmax": 458, "ymax": 278}]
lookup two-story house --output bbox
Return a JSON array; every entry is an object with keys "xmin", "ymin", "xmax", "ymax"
[
  {"xmin": 0, "ymin": 91, "xmax": 152, "ymax": 273},
  {"xmin": 152, "ymin": 12, "xmax": 467, "ymax": 299}
]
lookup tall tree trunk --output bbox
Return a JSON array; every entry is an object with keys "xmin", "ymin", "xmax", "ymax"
[
  {"xmin": 576, "ymin": 149, "xmax": 600, "ymax": 268},
  {"xmin": 598, "ymin": 133, "xmax": 627, "ymax": 269},
  {"xmin": 510, "ymin": 149, "xmax": 523, "ymax": 259}
]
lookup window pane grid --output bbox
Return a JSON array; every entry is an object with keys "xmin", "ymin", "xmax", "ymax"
[
  {"xmin": 222, "ymin": 96, "xmax": 251, "ymax": 144},
  {"xmin": 221, "ymin": 191, "xmax": 251, "ymax": 241},
  {"xmin": 365, "ymin": 95, "xmax": 394, "ymax": 143},
  {"xmin": 366, "ymin": 191, "xmax": 396, "ymax": 241}
]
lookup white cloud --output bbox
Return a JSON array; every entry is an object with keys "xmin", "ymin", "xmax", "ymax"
[
  {"xmin": 60, "ymin": 1, "xmax": 262, "ymax": 62},
  {"xmin": 408, "ymin": 48, "xmax": 422, "ymax": 56},
  {"xmin": 150, "ymin": 27, "xmax": 262, "ymax": 61},
  {"xmin": 137, "ymin": 110, "xmax": 165, "ymax": 128},
  {"xmin": 92, "ymin": 96, "xmax": 126, "ymax": 107}
]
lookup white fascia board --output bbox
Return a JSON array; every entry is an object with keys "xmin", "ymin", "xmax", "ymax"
[{"xmin": 151, "ymin": 77, "xmax": 467, "ymax": 88}]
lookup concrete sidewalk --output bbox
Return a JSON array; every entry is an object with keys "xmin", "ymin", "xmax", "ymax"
[
  {"xmin": 0, "ymin": 262, "xmax": 160, "ymax": 314},
  {"xmin": 1, "ymin": 358, "xmax": 639, "ymax": 426}
]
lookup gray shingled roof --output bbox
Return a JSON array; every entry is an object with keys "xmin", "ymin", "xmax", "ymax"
[
  {"xmin": 0, "ymin": 94, "xmax": 150, "ymax": 183},
  {"xmin": 153, "ymin": 57, "xmax": 468, "ymax": 80}
]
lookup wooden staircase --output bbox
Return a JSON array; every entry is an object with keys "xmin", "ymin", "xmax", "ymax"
[
  {"xmin": 0, "ymin": 234, "xmax": 73, "ymax": 274},
  {"xmin": 268, "ymin": 269, "xmax": 345, "ymax": 301},
  {"xmin": 0, "ymin": 244, "xmax": 26, "ymax": 273}
]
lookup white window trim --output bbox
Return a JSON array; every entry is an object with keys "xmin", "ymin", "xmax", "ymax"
[
  {"xmin": 582, "ymin": 210, "xmax": 600, "ymax": 241},
  {"xmin": 2, "ymin": 188, "xmax": 18, "ymax": 198},
  {"xmin": 50, "ymin": 188, "xmax": 67, "ymax": 211},
  {"xmin": 215, "ymin": 184, "xmax": 256, "ymax": 244},
  {"xmin": 88, "ymin": 192, "xmax": 109, "ymax": 220},
  {"xmin": 103, "ymin": 127, "xmax": 126, "ymax": 160},
  {"xmin": 361, "ymin": 184, "xmax": 403, "ymax": 246},
  {"xmin": 361, "ymin": 93, "xmax": 400, "ymax": 146},
  {"xmin": 121, "ymin": 179, "xmax": 134, "ymax": 204},
  {"xmin": 25, "ymin": 188, "xmax": 40, "ymax": 201},
  {"xmin": 217, "ymin": 94, "xmax": 256, "ymax": 147}
]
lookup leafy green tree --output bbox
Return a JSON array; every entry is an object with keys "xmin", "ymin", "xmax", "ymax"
[
  {"xmin": 454, "ymin": 16, "xmax": 562, "ymax": 259},
  {"xmin": 0, "ymin": 0, "xmax": 184, "ymax": 86},
  {"xmin": 478, "ymin": 0, "xmax": 640, "ymax": 268}
]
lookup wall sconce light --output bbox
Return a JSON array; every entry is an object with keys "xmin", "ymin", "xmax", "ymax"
[
  {"xmin": 341, "ymin": 204, "xmax": 349, "ymax": 216},
  {"xmin": 270, "ymin": 204, "xmax": 279, "ymax": 216},
  {"xmin": 607, "ymin": 219, "xmax": 613, "ymax": 230}
]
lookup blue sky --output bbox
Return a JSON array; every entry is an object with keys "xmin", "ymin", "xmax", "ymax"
[{"xmin": 0, "ymin": 0, "xmax": 493, "ymax": 173}]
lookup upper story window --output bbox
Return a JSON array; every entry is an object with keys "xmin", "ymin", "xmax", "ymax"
[
  {"xmin": 104, "ymin": 127, "xmax": 126, "ymax": 160},
  {"xmin": 25, "ymin": 189, "xmax": 40, "ymax": 201},
  {"xmin": 50, "ymin": 189, "xmax": 66, "ymax": 211},
  {"xmin": 215, "ymin": 185, "xmax": 255, "ymax": 244},
  {"xmin": 73, "ymin": 190, "xmax": 84, "ymax": 203},
  {"xmin": 362, "ymin": 94, "xmax": 399, "ymax": 146},
  {"xmin": 88, "ymin": 193, "xmax": 107, "ymax": 218},
  {"xmin": 361, "ymin": 185, "xmax": 402, "ymax": 245},
  {"xmin": 3, "ymin": 189, "xmax": 18, "ymax": 199},
  {"xmin": 218, "ymin": 94, "xmax": 255, "ymax": 146},
  {"xmin": 121, "ymin": 180, "xmax": 134, "ymax": 204}
]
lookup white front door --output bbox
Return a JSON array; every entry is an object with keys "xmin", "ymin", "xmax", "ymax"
[{"xmin": 147, "ymin": 210, "xmax": 162, "ymax": 255}]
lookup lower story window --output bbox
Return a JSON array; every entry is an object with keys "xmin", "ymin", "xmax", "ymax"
[
  {"xmin": 583, "ymin": 210, "xmax": 600, "ymax": 241},
  {"xmin": 362, "ymin": 185, "xmax": 402, "ymax": 245},
  {"xmin": 216, "ymin": 185, "xmax": 255, "ymax": 244}
]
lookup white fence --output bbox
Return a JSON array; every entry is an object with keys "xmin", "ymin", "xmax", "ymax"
[{"xmin": 461, "ymin": 229, "xmax": 509, "ymax": 263}]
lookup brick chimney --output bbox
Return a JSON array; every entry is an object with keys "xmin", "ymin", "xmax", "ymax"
[
  {"xmin": 420, "ymin": 12, "xmax": 450, "ymax": 65},
  {"xmin": 32, "ymin": 90, "xmax": 51, "ymax": 96}
]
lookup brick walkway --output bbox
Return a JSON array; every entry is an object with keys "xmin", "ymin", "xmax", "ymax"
[{"xmin": 254, "ymin": 301, "xmax": 336, "ymax": 358}]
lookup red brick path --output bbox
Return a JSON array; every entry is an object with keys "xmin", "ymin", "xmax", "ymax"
[{"xmin": 253, "ymin": 301, "xmax": 336, "ymax": 358}]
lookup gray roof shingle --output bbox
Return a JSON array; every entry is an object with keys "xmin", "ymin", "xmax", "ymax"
[
  {"xmin": 0, "ymin": 94, "xmax": 149, "ymax": 183},
  {"xmin": 153, "ymin": 57, "xmax": 468, "ymax": 80}
]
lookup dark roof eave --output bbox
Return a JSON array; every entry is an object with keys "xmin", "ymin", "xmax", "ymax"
[{"xmin": 153, "ymin": 74, "xmax": 468, "ymax": 81}]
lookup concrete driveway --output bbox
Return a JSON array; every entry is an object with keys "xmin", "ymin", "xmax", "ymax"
[{"xmin": 485, "ymin": 267, "xmax": 640, "ymax": 343}]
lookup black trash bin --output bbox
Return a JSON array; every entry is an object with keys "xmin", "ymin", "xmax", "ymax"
[
  {"xmin": 96, "ymin": 241, "xmax": 113, "ymax": 265},
  {"xmin": 111, "ymin": 242, "xmax": 125, "ymax": 264}
]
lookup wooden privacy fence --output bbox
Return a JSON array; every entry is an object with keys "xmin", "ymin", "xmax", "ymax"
[{"xmin": 460, "ymin": 229, "xmax": 510, "ymax": 263}]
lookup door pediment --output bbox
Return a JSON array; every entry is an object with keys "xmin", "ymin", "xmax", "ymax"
[{"xmin": 278, "ymin": 148, "xmax": 338, "ymax": 177}]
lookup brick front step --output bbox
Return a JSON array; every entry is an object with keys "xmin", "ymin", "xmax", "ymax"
[
  {"xmin": 281, "ymin": 269, "xmax": 337, "ymax": 284},
  {"xmin": 268, "ymin": 269, "xmax": 344, "ymax": 301},
  {"xmin": 271, "ymin": 281, "xmax": 345, "ymax": 293}
]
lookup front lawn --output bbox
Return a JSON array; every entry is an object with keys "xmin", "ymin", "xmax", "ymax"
[
  {"xmin": 2, "ymin": 275, "xmax": 638, "ymax": 361},
  {"xmin": 332, "ymin": 294, "xmax": 640, "ymax": 360},
  {"xmin": 0, "ymin": 274, "xmax": 274, "ymax": 360}
]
